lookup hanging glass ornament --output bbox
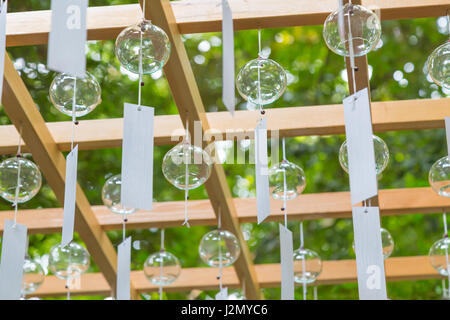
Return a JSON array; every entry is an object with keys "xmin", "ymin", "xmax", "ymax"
[
  {"xmin": 429, "ymin": 156, "xmax": 450, "ymax": 198},
  {"xmin": 323, "ymin": 3, "xmax": 381, "ymax": 57},
  {"xmin": 236, "ymin": 57, "xmax": 287, "ymax": 106},
  {"xmin": 427, "ymin": 41, "xmax": 450, "ymax": 89},
  {"xmin": 0, "ymin": 157, "xmax": 42, "ymax": 203},
  {"xmin": 199, "ymin": 229, "xmax": 241, "ymax": 267},
  {"xmin": 162, "ymin": 143, "xmax": 212, "ymax": 190},
  {"xmin": 115, "ymin": 19, "xmax": 171, "ymax": 75},
  {"xmin": 143, "ymin": 251, "xmax": 181, "ymax": 286},
  {"xmin": 102, "ymin": 174, "xmax": 136, "ymax": 215},
  {"xmin": 48, "ymin": 242, "xmax": 90, "ymax": 280},
  {"xmin": 339, "ymin": 134, "xmax": 389, "ymax": 177},
  {"xmin": 352, "ymin": 227, "xmax": 394, "ymax": 260},
  {"xmin": 429, "ymin": 237, "xmax": 450, "ymax": 276},
  {"xmin": 293, "ymin": 248, "xmax": 322, "ymax": 284},
  {"xmin": 269, "ymin": 160, "xmax": 306, "ymax": 201},
  {"xmin": 21, "ymin": 257, "xmax": 45, "ymax": 297},
  {"xmin": 227, "ymin": 290, "xmax": 246, "ymax": 300},
  {"xmin": 49, "ymin": 71, "xmax": 101, "ymax": 117}
]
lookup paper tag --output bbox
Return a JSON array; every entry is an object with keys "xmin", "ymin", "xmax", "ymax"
[
  {"xmin": 352, "ymin": 207, "xmax": 387, "ymax": 300},
  {"xmin": 116, "ymin": 236, "xmax": 131, "ymax": 300},
  {"xmin": 445, "ymin": 117, "xmax": 450, "ymax": 157},
  {"xmin": 222, "ymin": 0, "xmax": 235, "ymax": 116},
  {"xmin": 47, "ymin": 0, "xmax": 87, "ymax": 78},
  {"xmin": 0, "ymin": 220, "xmax": 27, "ymax": 300},
  {"xmin": 215, "ymin": 287, "xmax": 228, "ymax": 300},
  {"xmin": 343, "ymin": 88, "xmax": 378, "ymax": 205},
  {"xmin": 61, "ymin": 145, "xmax": 78, "ymax": 247},
  {"xmin": 0, "ymin": 0, "xmax": 7, "ymax": 104},
  {"xmin": 279, "ymin": 224, "xmax": 294, "ymax": 300},
  {"xmin": 255, "ymin": 118, "xmax": 270, "ymax": 224},
  {"xmin": 121, "ymin": 103, "xmax": 154, "ymax": 210}
]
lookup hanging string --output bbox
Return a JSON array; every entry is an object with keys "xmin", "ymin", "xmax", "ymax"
[
  {"xmin": 313, "ymin": 285, "xmax": 318, "ymax": 300},
  {"xmin": 159, "ymin": 228, "xmax": 165, "ymax": 300},
  {"xmin": 257, "ymin": 29, "xmax": 264, "ymax": 120},
  {"xmin": 66, "ymin": 250, "xmax": 72, "ymax": 300},
  {"xmin": 122, "ymin": 214, "xmax": 127, "ymax": 242},
  {"xmin": 141, "ymin": 0, "xmax": 146, "ymax": 20},
  {"xmin": 217, "ymin": 206, "xmax": 223, "ymax": 292},
  {"xmin": 71, "ymin": 78, "xmax": 77, "ymax": 151},
  {"xmin": 282, "ymin": 138, "xmax": 288, "ymax": 228},
  {"xmin": 182, "ymin": 120, "xmax": 190, "ymax": 227},
  {"xmin": 443, "ymin": 212, "xmax": 450, "ymax": 291},
  {"xmin": 13, "ymin": 123, "xmax": 23, "ymax": 225},
  {"xmin": 345, "ymin": 0, "xmax": 357, "ymax": 94},
  {"xmin": 300, "ymin": 221, "xmax": 307, "ymax": 300},
  {"xmin": 137, "ymin": 19, "xmax": 144, "ymax": 111}
]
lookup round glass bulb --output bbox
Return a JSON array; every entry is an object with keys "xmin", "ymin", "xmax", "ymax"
[
  {"xmin": 143, "ymin": 250, "xmax": 181, "ymax": 286},
  {"xmin": 115, "ymin": 19, "xmax": 171, "ymax": 75},
  {"xmin": 162, "ymin": 143, "xmax": 212, "ymax": 190},
  {"xmin": 102, "ymin": 174, "xmax": 136, "ymax": 215},
  {"xmin": 0, "ymin": 157, "xmax": 42, "ymax": 204},
  {"xmin": 49, "ymin": 71, "xmax": 101, "ymax": 117},
  {"xmin": 352, "ymin": 227, "xmax": 394, "ymax": 260},
  {"xmin": 429, "ymin": 156, "xmax": 450, "ymax": 197},
  {"xmin": 339, "ymin": 135, "xmax": 389, "ymax": 176},
  {"xmin": 199, "ymin": 229, "xmax": 241, "ymax": 268},
  {"xmin": 236, "ymin": 57, "xmax": 287, "ymax": 105},
  {"xmin": 427, "ymin": 41, "xmax": 450, "ymax": 89},
  {"xmin": 293, "ymin": 248, "xmax": 322, "ymax": 284},
  {"xmin": 21, "ymin": 258, "xmax": 45, "ymax": 296},
  {"xmin": 269, "ymin": 160, "xmax": 306, "ymax": 201},
  {"xmin": 323, "ymin": 3, "xmax": 381, "ymax": 57},
  {"xmin": 48, "ymin": 242, "xmax": 90, "ymax": 280},
  {"xmin": 429, "ymin": 237, "xmax": 450, "ymax": 276}
]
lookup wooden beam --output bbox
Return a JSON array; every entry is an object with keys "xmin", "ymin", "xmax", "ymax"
[
  {"xmin": 2, "ymin": 187, "xmax": 448, "ymax": 234},
  {"xmin": 0, "ymin": 98, "xmax": 447, "ymax": 155},
  {"xmin": 1, "ymin": 54, "xmax": 139, "ymax": 299},
  {"xmin": 6, "ymin": 1, "xmax": 450, "ymax": 46},
  {"xmin": 142, "ymin": 0, "xmax": 261, "ymax": 299},
  {"xmin": 32, "ymin": 255, "xmax": 443, "ymax": 297}
]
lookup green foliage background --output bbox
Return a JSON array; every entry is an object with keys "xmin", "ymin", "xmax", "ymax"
[{"xmin": 1, "ymin": 0, "xmax": 449, "ymax": 300}]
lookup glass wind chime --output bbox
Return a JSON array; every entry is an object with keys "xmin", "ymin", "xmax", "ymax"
[
  {"xmin": 0, "ymin": 130, "xmax": 45, "ymax": 299},
  {"xmin": 427, "ymin": 10, "xmax": 450, "ymax": 90}
]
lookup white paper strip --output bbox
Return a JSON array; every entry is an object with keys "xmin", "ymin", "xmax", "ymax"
[
  {"xmin": 0, "ymin": 0, "xmax": 8, "ymax": 104},
  {"xmin": 255, "ymin": 118, "xmax": 270, "ymax": 224},
  {"xmin": 215, "ymin": 287, "xmax": 228, "ymax": 300},
  {"xmin": 0, "ymin": 220, "xmax": 27, "ymax": 300},
  {"xmin": 61, "ymin": 145, "xmax": 78, "ymax": 247},
  {"xmin": 222, "ymin": 0, "xmax": 235, "ymax": 116},
  {"xmin": 352, "ymin": 206, "xmax": 387, "ymax": 300},
  {"xmin": 445, "ymin": 117, "xmax": 450, "ymax": 157},
  {"xmin": 121, "ymin": 103, "xmax": 154, "ymax": 210},
  {"xmin": 279, "ymin": 224, "xmax": 294, "ymax": 300},
  {"xmin": 47, "ymin": 0, "xmax": 87, "ymax": 78},
  {"xmin": 343, "ymin": 88, "xmax": 378, "ymax": 205},
  {"xmin": 117, "ymin": 236, "xmax": 131, "ymax": 300}
]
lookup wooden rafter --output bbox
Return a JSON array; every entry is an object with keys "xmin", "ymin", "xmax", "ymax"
[
  {"xmin": 5, "ymin": 0, "xmax": 450, "ymax": 47},
  {"xmin": 32, "ymin": 255, "xmax": 444, "ymax": 297},
  {"xmin": 0, "ymin": 97, "xmax": 447, "ymax": 155},
  {"xmin": 140, "ymin": 0, "xmax": 261, "ymax": 299},
  {"xmin": 1, "ymin": 54, "xmax": 139, "ymax": 300},
  {"xmin": 1, "ymin": 187, "xmax": 449, "ymax": 235}
]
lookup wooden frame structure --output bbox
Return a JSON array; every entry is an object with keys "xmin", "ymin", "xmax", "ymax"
[{"xmin": 0, "ymin": 0, "xmax": 449, "ymax": 299}]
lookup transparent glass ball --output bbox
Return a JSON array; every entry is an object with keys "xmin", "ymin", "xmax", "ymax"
[
  {"xmin": 48, "ymin": 242, "xmax": 90, "ymax": 280},
  {"xmin": 236, "ymin": 57, "xmax": 287, "ymax": 105},
  {"xmin": 323, "ymin": 3, "xmax": 381, "ymax": 57},
  {"xmin": 21, "ymin": 258, "xmax": 45, "ymax": 296},
  {"xmin": 427, "ymin": 41, "xmax": 450, "ymax": 89},
  {"xmin": 115, "ymin": 19, "xmax": 171, "ymax": 75},
  {"xmin": 0, "ymin": 157, "xmax": 42, "ymax": 203},
  {"xmin": 143, "ymin": 250, "xmax": 181, "ymax": 286},
  {"xmin": 429, "ymin": 156, "xmax": 450, "ymax": 197},
  {"xmin": 101, "ymin": 174, "xmax": 136, "ymax": 215},
  {"xmin": 49, "ymin": 71, "xmax": 101, "ymax": 117},
  {"xmin": 162, "ymin": 143, "xmax": 212, "ymax": 190},
  {"xmin": 293, "ymin": 248, "xmax": 322, "ymax": 284},
  {"xmin": 352, "ymin": 227, "xmax": 394, "ymax": 260},
  {"xmin": 269, "ymin": 160, "xmax": 306, "ymax": 201},
  {"xmin": 199, "ymin": 229, "xmax": 241, "ymax": 268},
  {"xmin": 339, "ymin": 135, "xmax": 389, "ymax": 176},
  {"xmin": 429, "ymin": 237, "xmax": 450, "ymax": 276}
]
